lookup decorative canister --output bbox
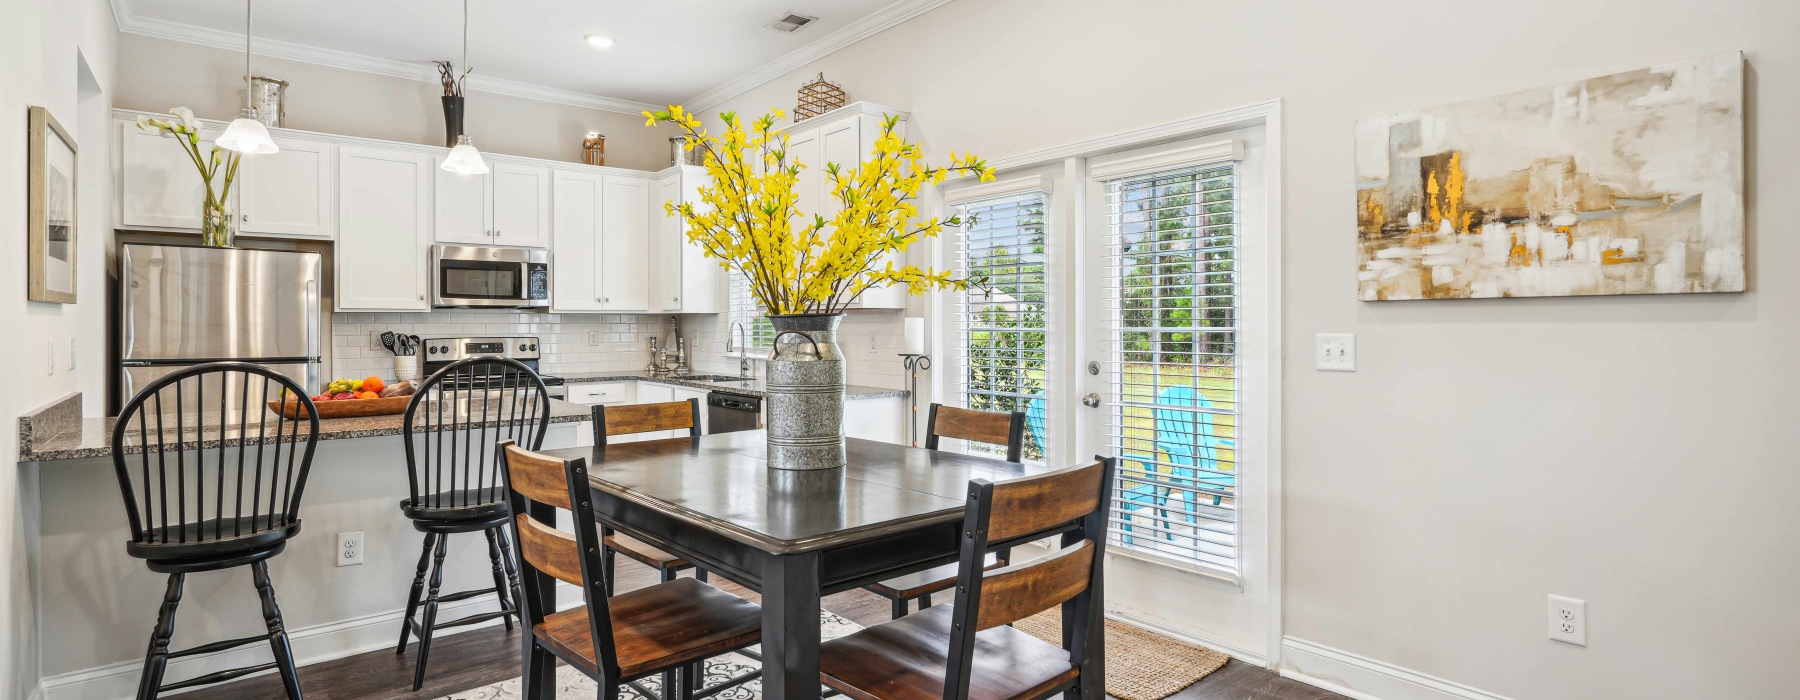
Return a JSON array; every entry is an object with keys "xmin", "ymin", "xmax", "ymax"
[
  {"xmin": 393, "ymin": 355, "xmax": 420, "ymax": 382},
  {"xmin": 764, "ymin": 314, "xmax": 847, "ymax": 470}
]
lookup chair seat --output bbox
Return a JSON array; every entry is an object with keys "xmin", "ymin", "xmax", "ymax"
[
  {"xmin": 533, "ymin": 577, "xmax": 761, "ymax": 679},
  {"xmin": 604, "ymin": 533, "xmax": 691, "ymax": 570},
  {"xmin": 864, "ymin": 553, "xmax": 1004, "ymax": 600},
  {"xmin": 125, "ymin": 517, "xmax": 300, "ymax": 564},
  {"xmin": 400, "ymin": 488, "xmax": 509, "ymax": 522},
  {"xmin": 819, "ymin": 605, "xmax": 1077, "ymax": 700}
]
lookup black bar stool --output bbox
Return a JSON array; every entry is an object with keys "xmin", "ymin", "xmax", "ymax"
[
  {"xmin": 110, "ymin": 362, "xmax": 321, "ymax": 700},
  {"xmin": 394, "ymin": 357, "xmax": 551, "ymax": 690}
]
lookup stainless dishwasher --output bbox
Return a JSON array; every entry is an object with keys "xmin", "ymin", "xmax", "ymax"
[{"xmin": 706, "ymin": 392, "xmax": 762, "ymax": 433}]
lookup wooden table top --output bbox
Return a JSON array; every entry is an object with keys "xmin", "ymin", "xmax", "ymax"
[{"xmin": 539, "ymin": 431, "xmax": 1030, "ymax": 555}]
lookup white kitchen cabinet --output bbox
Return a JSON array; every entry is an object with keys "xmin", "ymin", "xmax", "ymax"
[
  {"xmin": 118, "ymin": 120, "xmax": 225, "ymax": 230},
  {"xmin": 565, "ymin": 381, "xmax": 636, "ymax": 406},
  {"xmin": 844, "ymin": 396, "xmax": 905, "ymax": 444},
  {"xmin": 493, "ymin": 162, "xmax": 552, "ymax": 248},
  {"xmin": 337, "ymin": 146, "xmax": 433, "ymax": 311},
  {"xmin": 651, "ymin": 166, "xmax": 725, "ymax": 314},
  {"xmin": 670, "ymin": 387, "xmax": 711, "ymax": 434},
  {"xmin": 599, "ymin": 175, "xmax": 651, "ymax": 311},
  {"xmin": 550, "ymin": 169, "xmax": 605, "ymax": 313},
  {"xmin": 433, "ymin": 163, "xmax": 492, "ymax": 245},
  {"xmin": 239, "ymin": 136, "xmax": 336, "ymax": 239},
  {"xmin": 610, "ymin": 382, "xmax": 679, "ymax": 442},
  {"xmin": 778, "ymin": 103, "xmax": 910, "ymax": 309}
]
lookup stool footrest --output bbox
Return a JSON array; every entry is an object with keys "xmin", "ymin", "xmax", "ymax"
[
  {"xmin": 158, "ymin": 661, "xmax": 278, "ymax": 692},
  {"xmin": 166, "ymin": 633, "xmax": 272, "ymax": 660},
  {"xmin": 436, "ymin": 586, "xmax": 501, "ymax": 604},
  {"xmin": 434, "ymin": 608, "xmax": 516, "ymax": 630}
]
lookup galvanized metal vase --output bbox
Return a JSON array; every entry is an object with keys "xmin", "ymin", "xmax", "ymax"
[{"xmin": 764, "ymin": 314, "xmax": 847, "ymax": 470}]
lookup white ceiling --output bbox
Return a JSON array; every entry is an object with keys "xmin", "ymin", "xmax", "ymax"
[{"xmin": 109, "ymin": 0, "xmax": 949, "ymax": 113}]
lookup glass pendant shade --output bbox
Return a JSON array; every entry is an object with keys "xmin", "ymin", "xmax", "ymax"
[
  {"xmin": 218, "ymin": 108, "xmax": 280, "ymax": 154},
  {"xmin": 442, "ymin": 134, "xmax": 490, "ymax": 175}
]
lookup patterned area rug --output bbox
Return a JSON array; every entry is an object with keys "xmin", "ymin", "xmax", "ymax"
[
  {"xmin": 436, "ymin": 611, "xmax": 863, "ymax": 700},
  {"xmin": 1013, "ymin": 608, "xmax": 1230, "ymax": 700}
]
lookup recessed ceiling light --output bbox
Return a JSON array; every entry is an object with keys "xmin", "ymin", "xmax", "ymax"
[{"xmin": 584, "ymin": 34, "xmax": 614, "ymax": 49}]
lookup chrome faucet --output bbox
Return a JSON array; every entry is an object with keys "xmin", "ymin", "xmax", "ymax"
[{"xmin": 728, "ymin": 321, "xmax": 751, "ymax": 378}]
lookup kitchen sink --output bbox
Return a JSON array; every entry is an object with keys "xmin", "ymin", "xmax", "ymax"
[{"xmin": 666, "ymin": 374, "xmax": 743, "ymax": 382}]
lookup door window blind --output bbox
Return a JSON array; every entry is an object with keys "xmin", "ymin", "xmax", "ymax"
[
  {"xmin": 727, "ymin": 271, "xmax": 776, "ymax": 352},
  {"xmin": 955, "ymin": 194, "xmax": 1048, "ymax": 461},
  {"xmin": 1102, "ymin": 163, "xmax": 1240, "ymax": 572}
]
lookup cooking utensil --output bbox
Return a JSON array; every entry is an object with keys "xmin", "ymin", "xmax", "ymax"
[
  {"xmin": 380, "ymin": 331, "xmax": 397, "ymax": 355},
  {"xmin": 407, "ymin": 335, "xmax": 422, "ymax": 356}
]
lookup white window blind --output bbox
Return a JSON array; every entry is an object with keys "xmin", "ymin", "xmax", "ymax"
[
  {"xmin": 727, "ymin": 271, "xmax": 776, "ymax": 352},
  {"xmin": 1102, "ymin": 162, "xmax": 1241, "ymax": 573},
  {"xmin": 955, "ymin": 193, "xmax": 1048, "ymax": 461}
]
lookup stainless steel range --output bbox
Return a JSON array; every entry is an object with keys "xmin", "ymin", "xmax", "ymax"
[{"xmin": 419, "ymin": 336, "xmax": 564, "ymax": 399}]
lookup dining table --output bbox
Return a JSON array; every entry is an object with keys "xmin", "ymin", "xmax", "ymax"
[{"xmin": 535, "ymin": 430, "xmax": 1100, "ymax": 700}]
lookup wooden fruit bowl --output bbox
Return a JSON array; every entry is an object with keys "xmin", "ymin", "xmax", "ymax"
[{"xmin": 267, "ymin": 396, "xmax": 412, "ymax": 420}]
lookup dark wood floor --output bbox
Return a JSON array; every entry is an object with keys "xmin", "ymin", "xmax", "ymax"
[{"xmin": 183, "ymin": 564, "xmax": 1343, "ymax": 700}]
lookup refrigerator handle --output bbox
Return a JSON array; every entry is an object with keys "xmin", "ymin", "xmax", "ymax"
[{"xmin": 306, "ymin": 278, "xmax": 321, "ymax": 392}]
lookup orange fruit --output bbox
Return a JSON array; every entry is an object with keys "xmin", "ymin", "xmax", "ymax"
[
  {"xmin": 363, "ymin": 376, "xmax": 386, "ymax": 394},
  {"xmin": 356, "ymin": 391, "xmax": 379, "ymax": 400}
]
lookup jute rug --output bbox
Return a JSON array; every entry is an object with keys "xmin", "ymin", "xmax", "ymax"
[
  {"xmin": 1013, "ymin": 608, "xmax": 1230, "ymax": 700},
  {"xmin": 441, "ymin": 607, "xmax": 1228, "ymax": 700}
]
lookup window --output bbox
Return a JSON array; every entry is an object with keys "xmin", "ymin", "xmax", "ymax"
[
  {"xmin": 727, "ymin": 270, "xmax": 777, "ymax": 353},
  {"xmin": 1102, "ymin": 163, "xmax": 1240, "ymax": 572},
  {"xmin": 955, "ymin": 194, "xmax": 1048, "ymax": 461}
]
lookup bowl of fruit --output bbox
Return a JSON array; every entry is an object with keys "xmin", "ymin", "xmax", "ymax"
[{"xmin": 268, "ymin": 376, "xmax": 419, "ymax": 419}]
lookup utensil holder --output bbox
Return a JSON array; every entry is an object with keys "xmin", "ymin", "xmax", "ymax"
[{"xmin": 394, "ymin": 355, "xmax": 420, "ymax": 382}]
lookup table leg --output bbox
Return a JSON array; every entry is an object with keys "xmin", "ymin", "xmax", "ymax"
[{"xmin": 760, "ymin": 550, "xmax": 822, "ymax": 700}]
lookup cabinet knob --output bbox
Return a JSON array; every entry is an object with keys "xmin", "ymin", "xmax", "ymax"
[
  {"xmin": 241, "ymin": 214, "xmax": 249, "ymax": 222},
  {"xmin": 418, "ymin": 294, "xmax": 425, "ymax": 301},
  {"xmin": 603, "ymin": 297, "xmax": 610, "ymax": 303}
]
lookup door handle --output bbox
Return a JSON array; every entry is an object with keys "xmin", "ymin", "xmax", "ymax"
[{"xmin": 1082, "ymin": 393, "xmax": 1101, "ymax": 408}]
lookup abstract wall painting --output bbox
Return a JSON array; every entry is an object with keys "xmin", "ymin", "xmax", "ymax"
[
  {"xmin": 29, "ymin": 105, "xmax": 78, "ymax": 304},
  {"xmin": 1355, "ymin": 52, "xmax": 1744, "ymax": 300}
]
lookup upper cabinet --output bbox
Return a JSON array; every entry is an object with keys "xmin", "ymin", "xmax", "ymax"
[
  {"xmin": 337, "ymin": 146, "xmax": 433, "ymax": 311},
  {"xmin": 118, "ymin": 120, "xmax": 225, "ymax": 230},
  {"xmin": 780, "ymin": 104, "xmax": 909, "ymax": 309},
  {"xmin": 651, "ymin": 166, "xmax": 724, "ymax": 314},
  {"xmin": 550, "ymin": 169, "xmax": 604, "ymax": 313},
  {"xmin": 239, "ymin": 136, "xmax": 336, "ymax": 239},
  {"xmin": 599, "ymin": 175, "xmax": 651, "ymax": 311},
  {"xmin": 433, "ymin": 160, "xmax": 551, "ymax": 247}
]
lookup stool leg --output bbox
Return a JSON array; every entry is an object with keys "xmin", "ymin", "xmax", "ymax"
[
  {"xmin": 680, "ymin": 661, "xmax": 703, "ymax": 700},
  {"xmin": 890, "ymin": 596, "xmax": 906, "ymax": 620},
  {"xmin": 397, "ymin": 532, "xmax": 436, "ymax": 654},
  {"xmin": 135, "ymin": 573, "xmax": 185, "ymax": 700},
  {"xmin": 252, "ymin": 560, "xmax": 305, "ymax": 700},
  {"xmin": 484, "ymin": 528, "xmax": 514, "ymax": 631},
  {"xmin": 412, "ymin": 533, "xmax": 449, "ymax": 691},
  {"xmin": 920, "ymin": 592, "xmax": 933, "ymax": 609},
  {"xmin": 494, "ymin": 527, "xmax": 523, "ymax": 621},
  {"xmin": 696, "ymin": 568, "xmax": 709, "ymax": 583}
]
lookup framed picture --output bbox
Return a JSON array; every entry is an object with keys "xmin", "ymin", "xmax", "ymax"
[{"xmin": 29, "ymin": 105, "xmax": 77, "ymax": 304}]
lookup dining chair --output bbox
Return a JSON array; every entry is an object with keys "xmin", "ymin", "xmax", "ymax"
[
  {"xmin": 592, "ymin": 399, "xmax": 709, "ymax": 589},
  {"xmin": 500, "ymin": 440, "xmax": 763, "ymax": 700},
  {"xmin": 865, "ymin": 403, "xmax": 1025, "ymax": 618},
  {"xmin": 109, "ymin": 362, "xmax": 320, "ymax": 700},
  {"xmin": 820, "ymin": 455, "xmax": 1117, "ymax": 700},
  {"xmin": 393, "ymin": 357, "xmax": 550, "ymax": 691}
]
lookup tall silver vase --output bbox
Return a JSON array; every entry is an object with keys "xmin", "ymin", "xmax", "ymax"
[{"xmin": 764, "ymin": 314, "xmax": 847, "ymax": 470}]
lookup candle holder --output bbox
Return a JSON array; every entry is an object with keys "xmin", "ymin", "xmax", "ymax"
[{"xmin": 899, "ymin": 353, "xmax": 931, "ymax": 446}]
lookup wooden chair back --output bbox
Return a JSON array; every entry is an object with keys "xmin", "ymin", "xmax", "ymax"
[
  {"xmin": 943, "ymin": 456, "xmax": 1116, "ymax": 700},
  {"xmin": 110, "ymin": 362, "xmax": 321, "ymax": 547},
  {"xmin": 925, "ymin": 404, "xmax": 1027, "ymax": 462},
  {"xmin": 594, "ymin": 399, "xmax": 701, "ymax": 446},
  {"xmin": 499, "ymin": 440, "xmax": 620, "ymax": 678},
  {"xmin": 401, "ymin": 357, "xmax": 551, "ymax": 513}
]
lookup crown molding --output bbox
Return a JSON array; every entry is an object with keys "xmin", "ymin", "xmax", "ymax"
[
  {"xmin": 682, "ymin": 0, "xmax": 955, "ymax": 112},
  {"xmin": 109, "ymin": 0, "xmax": 661, "ymax": 114}
]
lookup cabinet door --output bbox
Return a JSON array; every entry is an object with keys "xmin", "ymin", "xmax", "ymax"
[
  {"xmin": 787, "ymin": 130, "xmax": 822, "ymax": 221},
  {"xmin": 119, "ymin": 120, "xmax": 224, "ymax": 230},
  {"xmin": 617, "ymin": 382, "xmax": 679, "ymax": 442},
  {"xmin": 831, "ymin": 117, "xmax": 907, "ymax": 309},
  {"xmin": 599, "ymin": 175, "xmax": 650, "ymax": 311},
  {"xmin": 670, "ymin": 387, "xmax": 711, "ymax": 434},
  {"xmin": 550, "ymin": 170, "xmax": 604, "ymax": 312},
  {"xmin": 338, "ymin": 146, "xmax": 432, "ymax": 311},
  {"xmin": 239, "ymin": 137, "xmax": 336, "ymax": 238},
  {"xmin": 433, "ymin": 163, "xmax": 492, "ymax": 244},
  {"xmin": 492, "ymin": 162, "xmax": 551, "ymax": 247},
  {"xmin": 653, "ymin": 174, "xmax": 684, "ymax": 311},
  {"xmin": 674, "ymin": 170, "xmax": 724, "ymax": 313},
  {"xmin": 818, "ymin": 118, "xmax": 862, "ymax": 220}
]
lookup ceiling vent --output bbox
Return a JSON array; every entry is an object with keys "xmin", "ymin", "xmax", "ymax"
[{"xmin": 767, "ymin": 13, "xmax": 819, "ymax": 33}]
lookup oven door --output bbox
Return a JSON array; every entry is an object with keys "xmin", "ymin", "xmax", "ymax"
[{"xmin": 431, "ymin": 245, "xmax": 551, "ymax": 308}]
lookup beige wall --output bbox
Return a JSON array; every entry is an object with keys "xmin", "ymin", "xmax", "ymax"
[
  {"xmin": 115, "ymin": 33, "xmax": 678, "ymax": 170},
  {"xmin": 699, "ymin": 1, "xmax": 1800, "ymax": 698}
]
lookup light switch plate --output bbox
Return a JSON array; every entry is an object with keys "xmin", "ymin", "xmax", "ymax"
[{"xmin": 1316, "ymin": 333, "xmax": 1356, "ymax": 371}]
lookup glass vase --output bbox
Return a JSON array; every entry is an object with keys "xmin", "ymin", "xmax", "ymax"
[{"xmin": 201, "ymin": 198, "xmax": 235, "ymax": 248}]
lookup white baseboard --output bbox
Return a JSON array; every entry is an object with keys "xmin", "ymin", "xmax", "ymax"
[
  {"xmin": 28, "ymin": 682, "xmax": 47, "ymax": 700},
  {"xmin": 1104, "ymin": 609, "xmax": 1267, "ymax": 668},
  {"xmin": 1279, "ymin": 637, "xmax": 1516, "ymax": 700}
]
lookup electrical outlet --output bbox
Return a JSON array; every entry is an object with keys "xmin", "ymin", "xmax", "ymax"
[
  {"xmin": 1316, "ymin": 333, "xmax": 1356, "ymax": 371},
  {"xmin": 336, "ymin": 531, "xmax": 364, "ymax": 567},
  {"xmin": 868, "ymin": 333, "xmax": 880, "ymax": 357},
  {"xmin": 370, "ymin": 331, "xmax": 385, "ymax": 351},
  {"xmin": 1548, "ymin": 594, "xmax": 1586, "ymax": 646},
  {"xmin": 68, "ymin": 337, "xmax": 76, "ymax": 370},
  {"xmin": 588, "ymin": 331, "xmax": 601, "ymax": 346},
  {"xmin": 47, "ymin": 340, "xmax": 55, "ymax": 375}
]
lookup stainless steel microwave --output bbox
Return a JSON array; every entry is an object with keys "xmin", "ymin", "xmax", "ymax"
[{"xmin": 430, "ymin": 245, "xmax": 551, "ymax": 309}]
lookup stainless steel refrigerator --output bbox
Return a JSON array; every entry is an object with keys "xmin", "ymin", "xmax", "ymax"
[{"xmin": 118, "ymin": 244, "xmax": 322, "ymax": 410}]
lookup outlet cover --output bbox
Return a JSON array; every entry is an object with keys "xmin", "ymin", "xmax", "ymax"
[
  {"xmin": 336, "ymin": 531, "xmax": 364, "ymax": 567},
  {"xmin": 1316, "ymin": 333, "xmax": 1356, "ymax": 371},
  {"xmin": 1548, "ymin": 594, "xmax": 1586, "ymax": 646}
]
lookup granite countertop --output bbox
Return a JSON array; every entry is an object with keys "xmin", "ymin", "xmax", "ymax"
[
  {"xmin": 559, "ymin": 371, "xmax": 909, "ymax": 400},
  {"xmin": 18, "ymin": 394, "xmax": 592, "ymax": 463}
]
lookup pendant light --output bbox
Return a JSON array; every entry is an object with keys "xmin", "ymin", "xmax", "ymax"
[
  {"xmin": 440, "ymin": 0, "xmax": 489, "ymax": 175},
  {"xmin": 217, "ymin": 0, "xmax": 280, "ymax": 155}
]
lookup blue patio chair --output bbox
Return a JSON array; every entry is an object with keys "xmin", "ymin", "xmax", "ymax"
[
  {"xmin": 1154, "ymin": 386, "xmax": 1236, "ymax": 514},
  {"xmin": 1024, "ymin": 398, "xmax": 1046, "ymax": 456},
  {"xmin": 1033, "ymin": 396, "xmax": 1162, "ymax": 546}
]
